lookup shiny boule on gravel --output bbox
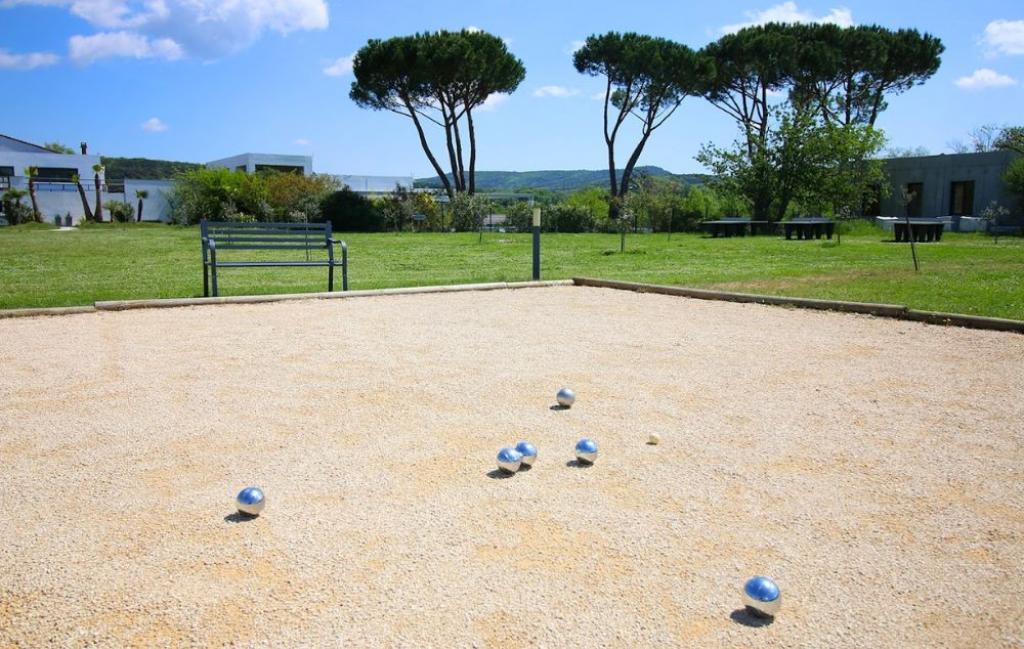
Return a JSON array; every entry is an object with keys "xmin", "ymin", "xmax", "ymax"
[
  {"xmin": 647, "ymin": 433, "xmax": 661, "ymax": 445},
  {"xmin": 514, "ymin": 441, "xmax": 537, "ymax": 466},
  {"xmin": 236, "ymin": 486, "xmax": 265, "ymax": 516},
  {"xmin": 574, "ymin": 438, "xmax": 598, "ymax": 464},
  {"xmin": 556, "ymin": 387, "xmax": 576, "ymax": 408},
  {"xmin": 496, "ymin": 447, "xmax": 523, "ymax": 473},
  {"xmin": 742, "ymin": 576, "xmax": 781, "ymax": 618}
]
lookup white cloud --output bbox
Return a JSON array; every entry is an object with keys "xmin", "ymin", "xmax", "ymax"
[
  {"xmin": 478, "ymin": 93, "xmax": 509, "ymax": 111},
  {"xmin": 534, "ymin": 85, "xmax": 579, "ymax": 98},
  {"xmin": 590, "ymin": 91, "xmax": 606, "ymax": 101},
  {"xmin": 69, "ymin": 31, "xmax": 182, "ymax": 65},
  {"xmin": 323, "ymin": 53, "xmax": 354, "ymax": 77},
  {"xmin": 294, "ymin": 138, "xmax": 311, "ymax": 146},
  {"xmin": 0, "ymin": 47, "xmax": 59, "ymax": 69},
  {"xmin": 982, "ymin": 19, "xmax": 1024, "ymax": 56},
  {"xmin": 141, "ymin": 116, "xmax": 168, "ymax": 132},
  {"xmin": 954, "ymin": 68, "xmax": 1018, "ymax": 89},
  {"xmin": 465, "ymin": 25, "xmax": 482, "ymax": 33},
  {"xmin": 721, "ymin": 2, "xmax": 853, "ymax": 34},
  {"xmin": 5, "ymin": 0, "xmax": 329, "ymax": 63},
  {"xmin": 567, "ymin": 39, "xmax": 586, "ymax": 56}
]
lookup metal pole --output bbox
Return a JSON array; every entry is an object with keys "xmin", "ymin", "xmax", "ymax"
[{"xmin": 532, "ymin": 208, "xmax": 541, "ymax": 280}]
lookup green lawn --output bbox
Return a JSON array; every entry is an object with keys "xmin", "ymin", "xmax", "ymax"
[{"xmin": 1, "ymin": 222, "xmax": 1022, "ymax": 319}]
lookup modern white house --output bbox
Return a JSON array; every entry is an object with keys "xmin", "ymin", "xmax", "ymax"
[
  {"xmin": 1, "ymin": 134, "xmax": 105, "ymax": 225},
  {"xmin": 2, "ymin": 134, "xmax": 417, "ymax": 225},
  {"xmin": 207, "ymin": 153, "xmax": 313, "ymax": 176}
]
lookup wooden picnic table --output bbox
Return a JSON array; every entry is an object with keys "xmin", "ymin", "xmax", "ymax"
[
  {"xmin": 893, "ymin": 218, "xmax": 945, "ymax": 242},
  {"xmin": 703, "ymin": 219, "xmax": 775, "ymax": 237},
  {"xmin": 783, "ymin": 218, "xmax": 835, "ymax": 240}
]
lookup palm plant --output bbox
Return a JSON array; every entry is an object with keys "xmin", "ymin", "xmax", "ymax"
[
  {"xmin": 24, "ymin": 166, "xmax": 41, "ymax": 222},
  {"xmin": 135, "ymin": 189, "xmax": 149, "ymax": 222},
  {"xmin": 72, "ymin": 173, "xmax": 94, "ymax": 221},
  {"xmin": 92, "ymin": 164, "xmax": 105, "ymax": 222}
]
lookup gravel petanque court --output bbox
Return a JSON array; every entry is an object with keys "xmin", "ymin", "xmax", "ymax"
[{"xmin": 1, "ymin": 286, "xmax": 1022, "ymax": 647}]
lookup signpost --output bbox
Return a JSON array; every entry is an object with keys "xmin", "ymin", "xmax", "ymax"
[{"xmin": 532, "ymin": 208, "xmax": 541, "ymax": 280}]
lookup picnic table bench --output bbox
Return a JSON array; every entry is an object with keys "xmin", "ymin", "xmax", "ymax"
[
  {"xmin": 783, "ymin": 218, "xmax": 835, "ymax": 240},
  {"xmin": 200, "ymin": 220, "xmax": 348, "ymax": 297},
  {"xmin": 893, "ymin": 218, "xmax": 945, "ymax": 243},
  {"xmin": 703, "ymin": 219, "xmax": 775, "ymax": 237}
]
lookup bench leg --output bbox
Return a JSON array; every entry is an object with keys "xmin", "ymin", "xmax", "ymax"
[
  {"xmin": 329, "ymin": 265, "xmax": 334, "ymax": 292},
  {"xmin": 203, "ymin": 264, "xmax": 209, "ymax": 298}
]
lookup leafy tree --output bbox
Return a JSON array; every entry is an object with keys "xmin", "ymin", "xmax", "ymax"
[
  {"xmin": 43, "ymin": 142, "xmax": 75, "ymax": 154},
  {"xmin": 92, "ymin": 164, "xmax": 104, "ymax": 222},
  {"xmin": 263, "ymin": 171, "xmax": 339, "ymax": 222},
  {"xmin": 995, "ymin": 126, "xmax": 1024, "ymax": 155},
  {"xmin": 702, "ymin": 24, "xmax": 799, "ymax": 218},
  {"xmin": 449, "ymin": 193, "xmax": 493, "ymax": 234},
  {"xmin": 320, "ymin": 188, "xmax": 383, "ymax": 232},
  {"xmin": 574, "ymin": 32, "xmax": 712, "ymax": 220},
  {"xmin": 72, "ymin": 173, "xmax": 94, "ymax": 221},
  {"xmin": 351, "ymin": 30, "xmax": 525, "ymax": 198},
  {"xmin": 791, "ymin": 25, "xmax": 943, "ymax": 126},
  {"xmin": 699, "ymin": 106, "xmax": 886, "ymax": 222},
  {"xmin": 24, "ymin": 166, "xmax": 41, "ymax": 222},
  {"xmin": 1004, "ymin": 158, "xmax": 1024, "ymax": 213}
]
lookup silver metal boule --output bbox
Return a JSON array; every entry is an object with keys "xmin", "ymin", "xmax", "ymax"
[
  {"xmin": 497, "ymin": 447, "xmax": 523, "ymax": 473},
  {"xmin": 556, "ymin": 387, "xmax": 576, "ymax": 408},
  {"xmin": 742, "ymin": 576, "xmax": 781, "ymax": 617},
  {"xmin": 514, "ymin": 441, "xmax": 537, "ymax": 466},
  {"xmin": 574, "ymin": 438, "xmax": 598, "ymax": 464},
  {"xmin": 236, "ymin": 486, "xmax": 265, "ymax": 516}
]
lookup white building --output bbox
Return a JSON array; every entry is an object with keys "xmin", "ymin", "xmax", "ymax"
[
  {"xmin": 1, "ymin": 134, "xmax": 105, "ymax": 225},
  {"xmin": 2, "ymin": 134, "xmax": 415, "ymax": 225}
]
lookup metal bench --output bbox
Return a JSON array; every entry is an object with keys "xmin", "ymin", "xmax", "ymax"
[{"xmin": 200, "ymin": 220, "xmax": 348, "ymax": 297}]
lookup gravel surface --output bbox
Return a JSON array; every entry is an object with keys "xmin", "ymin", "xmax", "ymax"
[{"xmin": 1, "ymin": 286, "xmax": 1022, "ymax": 648}]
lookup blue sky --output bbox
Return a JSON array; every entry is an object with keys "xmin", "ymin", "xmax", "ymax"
[{"xmin": 1, "ymin": 0, "xmax": 1022, "ymax": 177}]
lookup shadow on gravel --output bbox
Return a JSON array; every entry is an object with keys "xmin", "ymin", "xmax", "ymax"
[
  {"xmin": 565, "ymin": 460, "xmax": 593, "ymax": 468},
  {"xmin": 223, "ymin": 512, "xmax": 259, "ymax": 523},
  {"xmin": 730, "ymin": 608, "xmax": 775, "ymax": 628},
  {"xmin": 486, "ymin": 469, "xmax": 515, "ymax": 479},
  {"xmin": 549, "ymin": 404, "xmax": 571, "ymax": 411}
]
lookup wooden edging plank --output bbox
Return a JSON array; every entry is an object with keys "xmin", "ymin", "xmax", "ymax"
[
  {"xmin": 0, "ymin": 305, "xmax": 98, "ymax": 320},
  {"xmin": 89, "ymin": 280, "xmax": 574, "ymax": 312},
  {"xmin": 571, "ymin": 277, "xmax": 1024, "ymax": 334}
]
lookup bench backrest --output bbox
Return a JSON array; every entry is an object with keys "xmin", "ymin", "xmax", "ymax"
[{"xmin": 200, "ymin": 220, "xmax": 332, "ymax": 253}]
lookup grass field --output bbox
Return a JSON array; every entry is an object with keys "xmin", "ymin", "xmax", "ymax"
[{"xmin": 1, "ymin": 222, "xmax": 1022, "ymax": 318}]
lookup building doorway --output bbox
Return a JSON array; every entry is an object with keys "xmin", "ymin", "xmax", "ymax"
[{"xmin": 949, "ymin": 181, "xmax": 975, "ymax": 216}]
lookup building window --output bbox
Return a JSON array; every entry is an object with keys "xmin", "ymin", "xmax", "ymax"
[
  {"xmin": 0, "ymin": 166, "xmax": 11, "ymax": 190},
  {"xmin": 255, "ymin": 164, "xmax": 304, "ymax": 175},
  {"xmin": 949, "ymin": 181, "xmax": 974, "ymax": 216},
  {"xmin": 903, "ymin": 182, "xmax": 923, "ymax": 217},
  {"xmin": 35, "ymin": 167, "xmax": 77, "ymax": 182}
]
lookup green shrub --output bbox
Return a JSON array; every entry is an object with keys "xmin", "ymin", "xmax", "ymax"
[
  {"xmin": 319, "ymin": 188, "xmax": 384, "ymax": 231},
  {"xmin": 104, "ymin": 200, "xmax": 135, "ymax": 223},
  {"xmin": 167, "ymin": 168, "xmax": 271, "ymax": 225},
  {"xmin": 449, "ymin": 194, "xmax": 493, "ymax": 232}
]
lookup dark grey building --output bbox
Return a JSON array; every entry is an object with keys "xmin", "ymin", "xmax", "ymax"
[{"xmin": 879, "ymin": 150, "xmax": 1021, "ymax": 220}]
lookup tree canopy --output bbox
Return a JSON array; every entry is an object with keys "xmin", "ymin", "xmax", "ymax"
[
  {"xmin": 350, "ymin": 29, "xmax": 525, "ymax": 198},
  {"xmin": 574, "ymin": 31, "xmax": 712, "ymax": 219}
]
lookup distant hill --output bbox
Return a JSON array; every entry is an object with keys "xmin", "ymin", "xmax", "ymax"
[
  {"xmin": 101, "ymin": 156, "xmax": 201, "ymax": 181},
  {"xmin": 414, "ymin": 166, "xmax": 710, "ymax": 192}
]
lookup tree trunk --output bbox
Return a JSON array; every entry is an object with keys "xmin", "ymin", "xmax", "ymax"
[
  {"xmin": 28, "ymin": 178, "xmax": 41, "ymax": 222},
  {"xmin": 466, "ymin": 108, "xmax": 477, "ymax": 195},
  {"xmin": 76, "ymin": 181, "xmax": 94, "ymax": 221},
  {"xmin": 441, "ymin": 104, "xmax": 463, "ymax": 194},
  {"xmin": 94, "ymin": 174, "xmax": 104, "ymax": 222},
  {"xmin": 451, "ymin": 111, "xmax": 467, "ymax": 193},
  {"xmin": 403, "ymin": 97, "xmax": 454, "ymax": 200},
  {"xmin": 137, "ymin": 199, "xmax": 144, "ymax": 222}
]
